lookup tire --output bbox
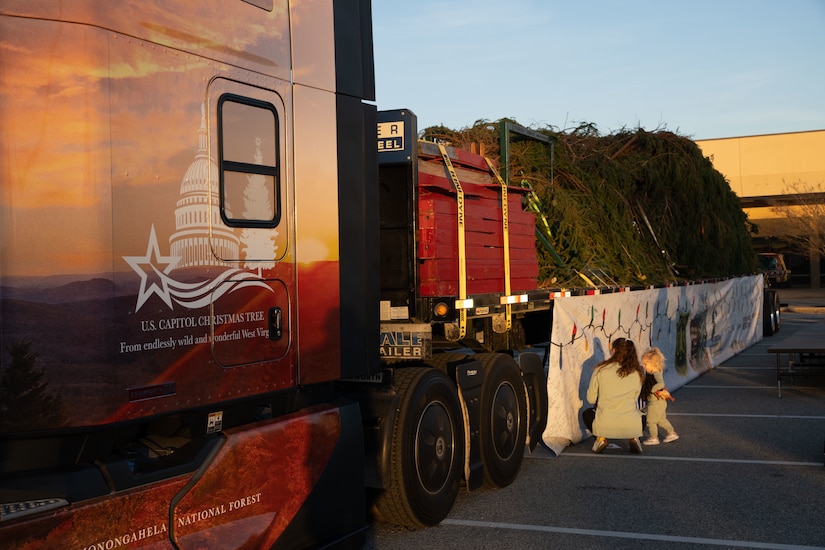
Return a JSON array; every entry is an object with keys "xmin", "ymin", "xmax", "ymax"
[
  {"xmin": 772, "ymin": 290, "xmax": 781, "ymax": 334},
  {"xmin": 424, "ymin": 352, "xmax": 468, "ymax": 373},
  {"xmin": 371, "ymin": 367, "xmax": 464, "ymax": 528},
  {"xmin": 477, "ymin": 353, "xmax": 528, "ymax": 488},
  {"xmin": 763, "ymin": 289, "xmax": 778, "ymax": 337}
]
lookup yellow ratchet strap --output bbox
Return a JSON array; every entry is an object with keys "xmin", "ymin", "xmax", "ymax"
[
  {"xmin": 438, "ymin": 143, "xmax": 467, "ymax": 341},
  {"xmin": 484, "ymin": 157, "xmax": 512, "ymax": 331}
]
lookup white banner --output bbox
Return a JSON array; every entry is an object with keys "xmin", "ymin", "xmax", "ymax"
[{"xmin": 541, "ymin": 275, "xmax": 764, "ymax": 455}]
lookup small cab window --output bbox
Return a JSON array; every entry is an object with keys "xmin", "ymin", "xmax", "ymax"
[{"xmin": 219, "ymin": 95, "xmax": 280, "ymax": 227}]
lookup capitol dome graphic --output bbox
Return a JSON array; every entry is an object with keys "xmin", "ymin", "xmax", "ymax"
[{"xmin": 169, "ymin": 104, "xmax": 239, "ymax": 268}]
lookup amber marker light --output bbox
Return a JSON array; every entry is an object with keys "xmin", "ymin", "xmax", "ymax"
[{"xmin": 434, "ymin": 301, "xmax": 450, "ymax": 318}]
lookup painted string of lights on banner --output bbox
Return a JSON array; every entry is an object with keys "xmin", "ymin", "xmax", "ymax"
[{"xmin": 549, "ymin": 280, "xmax": 756, "ymax": 369}]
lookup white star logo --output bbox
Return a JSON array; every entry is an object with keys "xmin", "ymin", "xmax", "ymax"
[{"xmin": 123, "ymin": 225, "xmax": 181, "ymax": 311}]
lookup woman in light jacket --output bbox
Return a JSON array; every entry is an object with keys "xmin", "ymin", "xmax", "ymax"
[{"xmin": 586, "ymin": 338, "xmax": 645, "ymax": 454}]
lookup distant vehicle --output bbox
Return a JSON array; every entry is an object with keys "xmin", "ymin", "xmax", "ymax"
[{"xmin": 758, "ymin": 252, "xmax": 791, "ymax": 286}]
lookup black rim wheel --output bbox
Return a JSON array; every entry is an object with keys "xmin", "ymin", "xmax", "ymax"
[
  {"xmin": 371, "ymin": 367, "xmax": 464, "ymax": 528},
  {"xmin": 478, "ymin": 353, "xmax": 527, "ymax": 488}
]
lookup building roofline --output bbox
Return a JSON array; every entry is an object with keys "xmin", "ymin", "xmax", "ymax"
[
  {"xmin": 697, "ymin": 128, "xmax": 825, "ymax": 142},
  {"xmin": 741, "ymin": 192, "xmax": 825, "ymax": 208}
]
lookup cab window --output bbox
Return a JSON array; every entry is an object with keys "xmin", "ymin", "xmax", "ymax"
[{"xmin": 218, "ymin": 95, "xmax": 280, "ymax": 227}]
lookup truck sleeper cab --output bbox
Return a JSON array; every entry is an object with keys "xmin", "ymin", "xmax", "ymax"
[{"xmin": 0, "ymin": 1, "xmax": 376, "ymax": 547}]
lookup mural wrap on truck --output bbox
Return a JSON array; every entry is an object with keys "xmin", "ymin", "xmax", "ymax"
[
  {"xmin": 0, "ymin": 1, "xmax": 347, "ymax": 432},
  {"xmin": 1, "ymin": 1, "xmax": 374, "ymax": 547}
]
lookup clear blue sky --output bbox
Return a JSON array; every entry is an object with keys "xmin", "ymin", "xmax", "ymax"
[{"xmin": 372, "ymin": 0, "xmax": 825, "ymax": 140}]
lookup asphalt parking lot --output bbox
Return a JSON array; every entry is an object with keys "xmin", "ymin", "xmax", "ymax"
[{"xmin": 365, "ymin": 289, "xmax": 825, "ymax": 549}]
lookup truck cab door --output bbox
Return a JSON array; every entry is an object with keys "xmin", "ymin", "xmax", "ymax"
[{"xmin": 206, "ymin": 79, "xmax": 292, "ymax": 368}]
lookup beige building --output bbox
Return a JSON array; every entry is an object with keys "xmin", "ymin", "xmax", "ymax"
[{"xmin": 697, "ymin": 130, "xmax": 825, "ymax": 287}]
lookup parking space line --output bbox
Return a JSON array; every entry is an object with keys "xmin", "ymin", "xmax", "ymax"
[
  {"xmin": 683, "ymin": 385, "xmax": 809, "ymax": 389},
  {"xmin": 715, "ymin": 365, "xmax": 775, "ymax": 369},
  {"xmin": 668, "ymin": 412, "xmax": 825, "ymax": 419},
  {"xmin": 558, "ymin": 453, "xmax": 822, "ymax": 466},
  {"xmin": 441, "ymin": 518, "xmax": 825, "ymax": 549}
]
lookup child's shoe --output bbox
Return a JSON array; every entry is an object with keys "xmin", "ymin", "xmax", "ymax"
[
  {"xmin": 592, "ymin": 437, "xmax": 608, "ymax": 453},
  {"xmin": 643, "ymin": 436, "xmax": 661, "ymax": 445},
  {"xmin": 629, "ymin": 438, "xmax": 643, "ymax": 454},
  {"xmin": 663, "ymin": 432, "xmax": 680, "ymax": 443}
]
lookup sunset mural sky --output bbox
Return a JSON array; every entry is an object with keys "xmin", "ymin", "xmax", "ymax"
[{"xmin": 0, "ymin": 1, "xmax": 346, "ymax": 277}]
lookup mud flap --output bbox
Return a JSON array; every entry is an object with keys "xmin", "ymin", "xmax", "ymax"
[
  {"xmin": 519, "ymin": 352, "xmax": 548, "ymax": 452},
  {"xmin": 449, "ymin": 357, "xmax": 485, "ymax": 491}
]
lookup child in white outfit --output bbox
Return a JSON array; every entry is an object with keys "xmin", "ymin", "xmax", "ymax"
[{"xmin": 641, "ymin": 347, "xmax": 679, "ymax": 445}]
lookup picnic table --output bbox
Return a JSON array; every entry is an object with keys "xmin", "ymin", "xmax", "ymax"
[{"xmin": 767, "ymin": 323, "xmax": 825, "ymax": 397}]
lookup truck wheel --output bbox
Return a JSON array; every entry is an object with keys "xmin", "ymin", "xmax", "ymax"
[
  {"xmin": 477, "ymin": 353, "xmax": 527, "ymax": 488},
  {"xmin": 424, "ymin": 352, "xmax": 468, "ymax": 373},
  {"xmin": 372, "ymin": 367, "xmax": 464, "ymax": 528},
  {"xmin": 763, "ymin": 289, "xmax": 778, "ymax": 337},
  {"xmin": 772, "ymin": 290, "xmax": 781, "ymax": 334}
]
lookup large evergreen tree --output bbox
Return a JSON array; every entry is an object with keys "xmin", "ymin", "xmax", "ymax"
[{"xmin": 422, "ymin": 121, "xmax": 757, "ymax": 287}]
